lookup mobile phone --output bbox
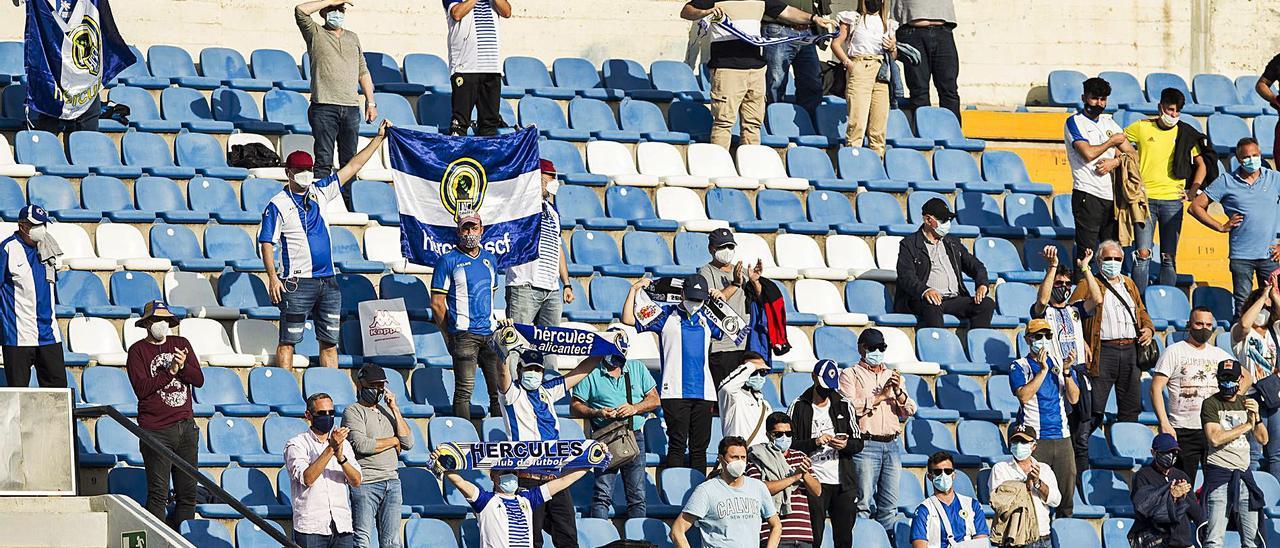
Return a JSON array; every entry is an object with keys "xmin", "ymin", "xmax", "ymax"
[{"xmin": 835, "ymin": 433, "xmax": 848, "ymax": 441}]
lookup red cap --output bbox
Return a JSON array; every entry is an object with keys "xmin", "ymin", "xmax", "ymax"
[
  {"xmin": 540, "ymin": 159, "xmax": 557, "ymax": 176},
  {"xmin": 457, "ymin": 212, "xmax": 482, "ymax": 228},
  {"xmin": 285, "ymin": 151, "xmax": 314, "ymax": 171}
]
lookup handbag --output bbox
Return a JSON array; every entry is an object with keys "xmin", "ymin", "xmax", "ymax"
[
  {"xmin": 1102, "ymin": 279, "xmax": 1159, "ymax": 370},
  {"xmin": 591, "ymin": 369, "xmax": 641, "ymax": 471}
]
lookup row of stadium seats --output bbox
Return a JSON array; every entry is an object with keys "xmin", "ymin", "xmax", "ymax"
[{"xmin": 1047, "ymin": 69, "xmax": 1276, "ymax": 117}]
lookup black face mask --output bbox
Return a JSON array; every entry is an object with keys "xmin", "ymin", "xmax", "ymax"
[
  {"xmin": 310, "ymin": 413, "xmax": 335, "ymax": 433},
  {"xmin": 1188, "ymin": 327, "xmax": 1213, "ymax": 345},
  {"xmin": 1052, "ymin": 285, "xmax": 1072, "ymax": 304},
  {"xmin": 1083, "ymin": 103, "xmax": 1105, "ymax": 118},
  {"xmin": 358, "ymin": 387, "xmax": 384, "ymax": 405},
  {"xmin": 814, "ymin": 385, "xmax": 833, "ymax": 399},
  {"xmin": 1154, "ymin": 451, "xmax": 1177, "ymax": 471},
  {"xmin": 863, "ymin": 0, "xmax": 882, "ymax": 12}
]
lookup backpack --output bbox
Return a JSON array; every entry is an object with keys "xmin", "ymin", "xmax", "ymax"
[{"xmin": 228, "ymin": 143, "xmax": 281, "ymax": 169}]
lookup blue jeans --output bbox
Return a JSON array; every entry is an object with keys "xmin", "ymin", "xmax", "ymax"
[
  {"xmin": 294, "ymin": 530, "xmax": 354, "ymax": 548},
  {"xmin": 1204, "ymin": 481, "xmax": 1259, "ymax": 548},
  {"xmin": 1132, "ymin": 198, "xmax": 1185, "ymax": 293},
  {"xmin": 1250, "ymin": 406, "xmax": 1280, "ymax": 477},
  {"xmin": 278, "ymin": 276, "xmax": 342, "ymax": 345},
  {"xmin": 1230, "ymin": 259, "xmax": 1279, "ymax": 319},
  {"xmin": 590, "ymin": 432, "xmax": 647, "ymax": 519},
  {"xmin": 852, "ymin": 439, "xmax": 901, "ymax": 530},
  {"xmin": 350, "ymin": 477, "xmax": 403, "ymax": 548},
  {"xmin": 762, "ymin": 23, "xmax": 823, "ymax": 117},
  {"xmin": 505, "ymin": 285, "xmax": 563, "ymax": 327}
]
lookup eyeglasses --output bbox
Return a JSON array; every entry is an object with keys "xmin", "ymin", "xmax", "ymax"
[
  {"xmin": 929, "ymin": 468, "xmax": 955, "ymax": 476},
  {"xmin": 865, "ymin": 344, "xmax": 888, "ymax": 353},
  {"xmin": 1029, "ymin": 333, "xmax": 1053, "ymax": 341}
]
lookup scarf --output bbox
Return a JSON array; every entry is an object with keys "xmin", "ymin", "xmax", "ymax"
[
  {"xmin": 698, "ymin": 14, "xmax": 837, "ymax": 47},
  {"xmin": 747, "ymin": 443, "xmax": 794, "ymax": 515}
]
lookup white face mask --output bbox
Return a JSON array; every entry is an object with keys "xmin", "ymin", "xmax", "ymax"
[
  {"xmin": 26, "ymin": 224, "xmax": 47, "ymax": 242},
  {"xmin": 544, "ymin": 178, "xmax": 560, "ymax": 197},
  {"xmin": 682, "ymin": 299, "xmax": 703, "ymax": 315},
  {"xmin": 934, "ymin": 220, "xmax": 952, "ymax": 237},
  {"xmin": 325, "ymin": 10, "xmax": 346, "ymax": 29},
  {"xmin": 148, "ymin": 322, "xmax": 170, "ymax": 341},
  {"xmin": 725, "ymin": 459, "xmax": 746, "ymax": 478},
  {"xmin": 1159, "ymin": 112, "xmax": 1179, "ymax": 128},
  {"xmin": 714, "ymin": 247, "xmax": 736, "ymax": 264},
  {"xmin": 1256, "ymin": 309, "xmax": 1272, "ymax": 328},
  {"xmin": 291, "ymin": 172, "xmax": 314, "ymax": 189}
]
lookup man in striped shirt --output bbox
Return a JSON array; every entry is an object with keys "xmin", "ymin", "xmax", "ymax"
[
  {"xmin": 746, "ymin": 412, "xmax": 820, "ymax": 548},
  {"xmin": 0, "ymin": 205, "xmax": 64, "ymax": 388},
  {"xmin": 444, "ymin": 0, "xmax": 512, "ymax": 136},
  {"xmin": 1009, "ymin": 318, "xmax": 1081, "ymax": 517},
  {"xmin": 505, "ymin": 160, "xmax": 571, "ymax": 329},
  {"xmin": 431, "ymin": 211, "xmax": 501, "ymax": 419}
]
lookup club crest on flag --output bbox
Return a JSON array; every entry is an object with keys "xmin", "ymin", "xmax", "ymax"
[
  {"xmin": 25, "ymin": 0, "xmax": 137, "ymax": 120},
  {"xmin": 69, "ymin": 17, "xmax": 102, "ymax": 75},
  {"xmin": 441, "ymin": 157, "xmax": 489, "ymax": 217}
]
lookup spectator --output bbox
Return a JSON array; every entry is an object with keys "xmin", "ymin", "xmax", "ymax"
[
  {"xmin": 295, "ymin": 0, "xmax": 376, "ymax": 190},
  {"xmin": 718, "ymin": 352, "xmax": 773, "ymax": 448},
  {"xmin": 839, "ymin": 328, "xmax": 916, "ymax": 537},
  {"xmin": 894, "ymin": 197, "xmax": 995, "ymax": 328},
  {"xmin": 622, "ymin": 275, "xmax": 722, "ymax": 472},
  {"xmin": 444, "ymin": 0, "xmax": 512, "ymax": 136},
  {"xmin": 892, "ymin": 0, "xmax": 959, "ymax": 120},
  {"xmin": 285, "ymin": 392, "xmax": 362, "ymax": 547},
  {"xmin": 910, "ymin": 451, "xmax": 989, "ymax": 548},
  {"xmin": 0, "ymin": 205, "xmax": 65, "ymax": 388},
  {"xmin": 430, "ymin": 211, "xmax": 501, "ymax": 419},
  {"xmin": 679, "ymin": 0, "xmax": 833, "ymax": 149},
  {"xmin": 762, "ymin": 0, "xmax": 830, "ymax": 117},
  {"xmin": 1129, "ymin": 433, "xmax": 1202, "ymax": 548},
  {"xmin": 1231, "ymin": 284, "xmax": 1280, "ymax": 476},
  {"xmin": 505, "ymin": 160, "xmax": 571, "ymax": 328},
  {"xmin": 1009, "ymin": 319, "xmax": 1081, "ymax": 517},
  {"xmin": 699, "ymin": 228, "xmax": 761, "ymax": 388},
  {"xmin": 987, "ymin": 424, "xmax": 1059, "ymax": 548},
  {"xmin": 1151, "ymin": 306, "xmax": 1239, "ymax": 484},
  {"xmin": 1123, "ymin": 87, "xmax": 1209, "ymax": 293},
  {"xmin": 494, "ymin": 340, "xmax": 603, "ymax": 548},
  {"xmin": 1189, "ymin": 137, "xmax": 1280, "ymax": 316},
  {"xmin": 571, "ymin": 350, "xmax": 661, "ymax": 520},
  {"xmin": 435, "ymin": 458, "xmax": 588, "ymax": 548},
  {"xmin": 788, "ymin": 359, "xmax": 862, "ymax": 548},
  {"xmin": 342, "ymin": 365, "xmax": 413, "ymax": 548},
  {"xmin": 832, "ymin": 0, "xmax": 898, "ymax": 155},
  {"xmin": 671, "ymin": 436, "xmax": 783, "ymax": 548},
  {"xmin": 1254, "ymin": 54, "xmax": 1280, "ymax": 161},
  {"xmin": 126, "ymin": 301, "xmax": 203, "ymax": 530},
  {"xmin": 1065, "ymin": 77, "xmax": 1135, "ymax": 262},
  {"xmin": 746, "ymin": 412, "xmax": 821, "ymax": 548},
  {"xmin": 1082, "ymin": 240, "xmax": 1154, "ymax": 424},
  {"xmin": 1201, "ymin": 359, "xmax": 1268, "ymax": 548},
  {"xmin": 260, "ymin": 122, "xmax": 390, "ymax": 371}
]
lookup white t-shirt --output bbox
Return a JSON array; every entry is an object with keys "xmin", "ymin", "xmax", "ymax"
[
  {"xmin": 444, "ymin": 0, "xmax": 501, "ymax": 74},
  {"xmin": 1064, "ymin": 112, "xmax": 1123, "ymax": 200},
  {"xmin": 808, "ymin": 401, "xmax": 840, "ymax": 485},
  {"xmin": 836, "ymin": 11, "xmax": 899, "ymax": 57},
  {"xmin": 1153, "ymin": 341, "xmax": 1235, "ymax": 430},
  {"xmin": 1235, "ymin": 325, "xmax": 1279, "ymax": 382}
]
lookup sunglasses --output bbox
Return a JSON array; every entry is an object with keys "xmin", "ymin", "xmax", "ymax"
[
  {"xmin": 1101, "ymin": 257, "xmax": 1123, "ymax": 263},
  {"xmin": 865, "ymin": 344, "xmax": 888, "ymax": 353},
  {"xmin": 312, "ymin": 410, "xmax": 336, "ymax": 417},
  {"xmin": 717, "ymin": 244, "xmax": 737, "ymax": 250},
  {"xmin": 769, "ymin": 432, "xmax": 792, "ymax": 439},
  {"xmin": 929, "ymin": 468, "xmax": 955, "ymax": 476},
  {"xmin": 1029, "ymin": 333, "xmax": 1053, "ymax": 341},
  {"xmin": 749, "ymin": 370, "xmax": 769, "ymax": 378}
]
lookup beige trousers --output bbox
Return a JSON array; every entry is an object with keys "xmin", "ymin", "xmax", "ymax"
[
  {"xmin": 844, "ymin": 56, "xmax": 890, "ymax": 155},
  {"xmin": 710, "ymin": 66, "xmax": 766, "ymax": 149}
]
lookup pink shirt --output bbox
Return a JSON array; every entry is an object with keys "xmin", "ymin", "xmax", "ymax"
[
  {"xmin": 839, "ymin": 363, "xmax": 917, "ymax": 437},
  {"xmin": 284, "ymin": 430, "xmax": 362, "ymax": 535}
]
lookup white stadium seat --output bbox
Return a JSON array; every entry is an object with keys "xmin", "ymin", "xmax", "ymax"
[
  {"xmin": 825, "ymin": 235, "xmax": 896, "ymax": 281},
  {"xmin": 357, "ymin": 136, "xmax": 394, "ymax": 182},
  {"xmin": 228, "ymin": 133, "xmax": 285, "ymax": 180},
  {"xmin": 735, "ymin": 145, "xmax": 808, "ymax": 190},
  {"xmin": 280, "ymin": 134, "xmax": 314, "ymax": 158},
  {"xmin": 875, "ymin": 235, "xmax": 902, "ymax": 274},
  {"xmin": 781, "ymin": 326, "xmax": 819, "ymax": 372},
  {"xmin": 323, "ymin": 192, "xmax": 370, "ymax": 226},
  {"xmin": 879, "ymin": 326, "xmax": 942, "ymax": 375},
  {"xmin": 49, "ymin": 223, "xmax": 116, "ymax": 270},
  {"xmin": 233, "ymin": 318, "xmax": 307, "ymax": 368},
  {"xmin": 655, "ymin": 187, "xmax": 729, "ymax": 232},
  {"xmin": 637, "ymin": 142, "xmax": 709, "ymax": 188},
  {"xmin": 686, "ymin": 143, "xmax": 759, "ymax": 190},
  {"xmin": 0, "ymin": 134, "xmax": 37, "ymax": 178},
  {"xmin": 586, "ymin": 141, "xmax": 659, "ymax": 187},
  {"xmin": 794, "ymin": 279, "xmax": 869, "ymax": 326},
  {"xmin": 95, "ymin": 223, "xmax": 173, "ymax": 271},
  {"xmin": 774, "ymin": 234, "xmax": 846, "ymax": 281},
  {"xmin": 68, "ymin": 316, "xmax": 127, "ymax": 365},
  {"xmin": 365, "ymin": 225, "xmax": 431, "ymax": 274},
  {"xmin": 734, "ymin": 233, "xmax": 797, "ymax": 280},
  {"xmin": 164, "ymin": 271, "xmax": 239, "ymax": 320},
  {"xmin": 180, "ymin": 318, "xmax": 257, "ymax": 366}
]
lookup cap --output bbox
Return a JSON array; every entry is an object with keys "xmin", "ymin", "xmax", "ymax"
[
  {"xmin": 457, "ymin": 210, "xmax": 482, "ymax": 228},
  {"xmin": 18, "ymin": 204, "xmax": 49, "ymax": 225},
  {"xmin": 1026, "ymin": 319, "xmax": 1052, "ymax": 334},
  {"xmin": 135, "ymin": 300, "xmax": 180, "ymax": 327},
  {"xmin": 921, "ymin": 197, "xmax": 954, "ymax": 222},
  {"xmin": 1218, "ymin": 359, "xmax": 1243, "ymax": 380},
  {"xmin": 1009, "ymin": 423, "xmax": 1038, "ymax": 444},
  {"xmin": 284, "ymin": 151, "xmax": 314, "ymax": 171},
  {"xmin": 357, "ymin": 364, "xmax": 388, "ymax": 383},
  {"xmin": 682, "ymin": 274, "xmax": 710, "ymax": 301},
  {"xmin": 1152, "ymin": 433, "xmax": 1179, "ymax": 453},
  {"xmin": 858, "ymin": 328, "xmax": 885, "ymax": 348},
  {"xmin": 518, "ymin": 349, "xmax": 546, "ymax": 369},
  {"xmin": 540, "ymin": 159, "xmax": 557, "ymax": 176},
  {"xmin": 708, "ymin": 228, "xmax": 736, "ymax": 249},
  {"xmin": 814, "ymin": 359, "xmax": 840, "ymax": 390}
]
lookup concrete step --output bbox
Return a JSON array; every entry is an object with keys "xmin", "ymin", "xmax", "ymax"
[
  {"xmin": 0, "ymin": 512, "xmax": 109, "ymax": 547},
  {"xmin": 0, "ymin": 496, "xmax": 96, "ymax": 514}
]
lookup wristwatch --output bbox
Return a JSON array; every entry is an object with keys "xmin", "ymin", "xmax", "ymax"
[{"xmin": 337, "ymin": 457, "xmax": 348, "ymax": 465}]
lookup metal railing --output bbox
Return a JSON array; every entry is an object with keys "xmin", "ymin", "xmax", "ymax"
[{"xmin": 75, "ymin": 405, "xmax": 300, "ymax": 548}]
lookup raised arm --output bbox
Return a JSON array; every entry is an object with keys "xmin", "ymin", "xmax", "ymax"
[
  {"xmin": 1034, "ymin": 247, "xmax": 1057, "ymax": 307},
  {"xmin": 492, "ymin": 0, "xmax": 511, "ymax": 17},
  {"xmin": 336, "ymin": 120, "xmax": 390, "ymax": 184},
  {"xmin": 450, "ymin": 0, "xmax": 480, "ymax": 21},
  {"xmin": 1078, "ymin": 250, "xmax": 1103, "ymax": 308},
  {"xmin": 441, "ymin": 469, "xmax": 478, "ymax": 500},
  {"xmin": 297, "ymin": 0, "xmax": 343, "ymax": 17},
  {"xmin": 563, "ymin": 356, "xmax": 604, "ymax": 391},
  {"xmin": 620, "ymin": 278, "xmax": 651, "ymax": 326}
]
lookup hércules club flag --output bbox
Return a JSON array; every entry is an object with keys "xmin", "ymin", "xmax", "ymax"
[
  {"xmin": 386, "ymin": 126, "xmax": 543, "ymax": 269},
  {"xmin": 25, "ymin": 0, "xmax": 136, "ymax": 120}
]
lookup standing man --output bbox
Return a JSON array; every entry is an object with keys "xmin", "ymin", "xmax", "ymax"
[
  {"xmin": 987, "ymin": 424, "xmax": 1060, "ymax": 548},
  {"xmin": 295, "ymin": 0, "xmax": 377, "ymax": 192},
  {"xmin": 506, "ymin": 159, "xmax": 571, "ymax": 327},
  {"xmin": 1065, "ymin": 77, "xmax": 1135, "ymax": 262},
  {"xmin": 1, "ymin": 205, "xmax": 64, "ymax": 388},
  {"xmin": 622, "ymin": 275, "xmax": 722, "ymax": 473},
  {"xmin": 762, "ymin": 0, "xmax": 830, "ymax": 117},
  {"xmin": 1189, "ymin": 137, "xmax": 1280, "ymax": 317},
  {"xmin": 126, "ymin": 301, "xmax": 203, "ymax": 530},
  {"xmin": 260, "ymin": 121, "xmax": 390, "ymax": 371},
  {"xmin": 840, "ymin": 328, "xmax": 916, "ymax": 538},
  {"xmin": 892, "ymin": 0, "xmax": 960, "ymax": 120},
  {"xmin": 1151, "ymin": 306, "xmax": 1238, "ymax": 484},
  {"xmin": 342, "ymin": 365, "xmax": 413, "ymax": 548},
  {"xmin": 909, "ymin": 451, "xmax": 990, "ymax": 548},
  {"xmin": 719, "ymin": 352, "xmax": 773, "ymax": 448},
  {"xmin": 746, "ymin": 412, "xmax": 821, "ymax": 548},
  {"xmin": 671, "ymin": 436, "xmax": 783, "ymax": 548},
  {"xmin": 285, "ymin": 393, "xmax": 362, "ymax": 548},
  {"xmin": 895, "ymin": 198, "xmax": 995, "ymax": 328},
  {"xmin": 435, "ymin": 455, "xmax": 588, "ymax": 548},
  {"xmin": 1009, "ymin": 319, "xmax": 1081, "ymax": 517},
  {"xmin": 1254, "ymin": 54, "xmax": 1280, "ymax": 162},
  {"xmin": 444, "ymin": 0, "xmax": 512, "ymax": 136},
  {"xmin": 1201, "ymin": 359, "xmax": 1267, "ymax": 548},
  {"xmin": 1129, "ymin": 433, "xmax": 1203, "ymax": 548},
  {"xmin": 699, "ymin": 228, "xmax": 762, "ymax": 388},
  {"xmin": 1082, "ymin": 240, "xmax": 1154, "ymax": 424},
  {"xmin": 1123, "ymin": 88, "xmax": 1208, "ymax": 292},
  {"xmin": 679, "ymin": 0, "xmax": 833, "ymax": 149},
  {"xmin": 431, "ymin": 211, "xmax": 501, "ymax": 419},
  {"xmin": 789, "ymin": 359, "xmax": 862, "ymax": 548},
  {"xmin": 572, "ymin": 350, "xmax": 661, "ymax": 520}
]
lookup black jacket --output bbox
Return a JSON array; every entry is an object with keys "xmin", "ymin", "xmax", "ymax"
[
  {"xmin": 1129, "ymin": 465, "xmax": 1202, "ymax": 547},
  {"xmin": 893, "ymin": 228, "xmax": 990, "ymax": 312},
  {"xmin": 788, "ymin": 387, "xmax": 863, "ymax": 490},
  {"xmin": 1172, "ymin": 121, "xmax": 1219, "ymax": 189}
]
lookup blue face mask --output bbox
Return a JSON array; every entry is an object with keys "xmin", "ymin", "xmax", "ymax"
[
  {"xmin": 745, "ymin": 374, "xmax": 766, "ymax": 392},
  {"xmin": 864, "ymin": 350, "xmax": 886, "ymax": 366},
  {"xmin": 1011, "ymin": 442, "xmax": 1034, "ymax": 461},
  {"xmin": 1100, "ymin": 260, "xmax": 1123, "ymax": 279},
  {"xmin": 1242, "ymin": 155, "xmax": 1264, "ymax": 174},
  {"xmin": 325, "ymin": 10, "xmax": 345, "ymax": 29},
  {"xmin": 931, "ymin": 472, "xmax": 953, "ymax": 493},
  {"xmin": 497, "ymin": 474, "xmax": 519, "ymax": 494},
  {"xmin": 771, "ymin": 434, "xmax": 792, "ymax": 452},
  {"xmin": 1030, "ymin": 338, "xmax": 1051, "ymax": 355},
  {"xmin": 520, "ymin": 371, "xmax": 543, "ymax": 391}
]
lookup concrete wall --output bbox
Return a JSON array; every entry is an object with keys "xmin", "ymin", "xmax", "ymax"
[{"xmin": 2, "ymin": 0, "xmax": 1280, "ymax": 107}]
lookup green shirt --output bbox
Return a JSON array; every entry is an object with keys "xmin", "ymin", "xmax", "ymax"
[
  {"xmin": 296, "ymin": 7, "xmax": 370, "ymax": 107},
  {"xmin": 572, "ymin": 359, "xmax": 657, "ymax": 431}
]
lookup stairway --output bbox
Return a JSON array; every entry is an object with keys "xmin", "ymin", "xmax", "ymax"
[{"xmin": 0, "ymin": 495, "xmax": 192, "ymax": 547}]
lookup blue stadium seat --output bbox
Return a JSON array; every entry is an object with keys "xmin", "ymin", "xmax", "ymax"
[
  {"xmin": 886, "ymin": 109, "xmax": 934, "ymax": 150},
  {"xmin": 0, "ymin": 177, "xmax": 23, "ymax": 220},
  {"xmin": 175, "ymin": 132, "xmax": 250, "ymax": 179},
  {"xmin": 428, "ymin": 415, "xmax": 482, "ymax": 447},
  {"xmin": 365, "ymin": 92, "xmax": 431, "ymax": 134},
  {"xmin": 562, "ymin": 279, "xmax": 609, "ymax": 324},
  {"xmin": 109, "ymin": 45, "xmax": 170, "ymax": 90},
  {"xmin": 1052, "ymin": 518, "xmax": 1103, "ymax": 548},
  {"xmin": 405, "ymin": 518, "xmax": 460, "ymax": 548},
  {"xmin": 931, "ymin": 148, "xmax": 1004, "ymax": 193},
  {"xmin": 136, "ymin": 177, "xmax": 211, "ymax": 223},
  {"xmin": 407, "ymin": 322, "xmax": 452, "ymax": 368},
  {"xmin": 181, "ymin": 519, "xmax": 234, "ymax": 548},
  {"xmin": 504, "ymin": 56, "xmax": 573, "ymax": 99},
  {"xmin": 650, "ymin": 60, "xmax": 707, "ymax": 102},
  {"xmin": 248, "ymin": 49, "xmax": 308, "ymax": 91},
  {"xmin": 982, "ymin": 150, "xmax": 1053, "ymax": 195},
  {"xmin": 1048, "ymin": 70, "xmax": 1087, "ymax": 109},
  {"xmin": 805, "ymin": 190, "xmax": 878, "ymax": 236},
  {"xmin": 235, "ymin": 518, "xmax": 288, "ymax": 548},
  {"xmin": 107, "ymin": 466, "xmax": 148, "ymax": 504},
  {"xmin": 334, "ymin": 273, "xmax": 376, "ymax": 318},
  {"xmin": 263, "ymin": 88, "xmax": 313, "ymax": 133},
  {"xmin": 673, "ymin": 233, "xmax": 711, "ymax": 267},
  {"xmin": 623, "ymin": 232, "xmax": 695, "ymax": 277},
  {"xmin": 69, "ymin": 131, "xmax": 143, "ymax": 179},
  {"xmin": 766, "ymin": 103, "xmax": 834, "ymax": 147},
  {"xmin": 956, "ymin": 420, "xmax": 1008, "ymax": 465},
  {"xmin": 620, "ymin": 100, "xmax": 691, "ymax": 144},
  {"xmin": 602, "ymin": 59, "xmax": 674, "ymax": 102},
  {"xmin": 415, "ymin": 92, "xmax": 451, "ymax": 129},
  {"xmin": 967, "ymin": 328, "xmax": 1016, "ymax": 374},
  {"xmin": 362, "ymin": 52, "xmax": 426, "ymax": 95},
  {"xmin": 1079, "ymin": 470, "xmax": 1135, "ymax": 517},
  {"xmin": 412, "ymin": 368, "xmax": 483, "ymax": 417},
  {"xmin": 80, "ymin": 176, "xmax": 151, "ymax": 222},
  {"xmin": 1101, "ymin": 518, "xmax": 1133, "ymax": 548},
  {"xmin": 161, "ymin": 87, "xmax": 236, "ymax": 133},
  {"xmin": 58, "ymin": 270, "xmax": 131, "ymax": 318},
  {"xmin": 915, "ymin": 106, "xmax": 985, "ymax": 150},
  {"xmin": 1108, "ymin": 422, "xmax": 1154, "ymax": 464},
  {"xmin": 1257, "ymin": 115, "xmax": 1278, "ymax": 159},
  {"xmin": 400, "ymin": 467, "xmax": 466, "ymax": 518},
  {"xmin": 151, "ymin": 224, "xmax": 224, "ymax": 271},
  {"xmin": 994, "ymin": 282, "xmax": 1037, "ymax": 322},
  {"xmin": 402, "ymin": 53, "xmax": 450, "ymax": 93},
  {"xmin": 905, "ymin": 419, "xmax": 979, "ymax": 465},
  {"xmin": 1194, "ymin": 74, "xmax": 1264, "ymax": 117},
  {"xmin": 1144, "ymin": 285, "xmax": 1191, "ymax": 329},
  {"xmin": 189, "ymin": 176, "xmax": 259, "ymax": 224},
  {"xmin": 855, "ymin": 191, "xmax": 915, "ymax": 235},
  {"xmin": 350, "ymin": 180, "xmax": 399, "ymax": 225},
  {"xmin": 199, "ymin": 47, "xmax": 273, "ymax": 91},
  {"xmin": 122, "ymin": 131, "xmax": 198, "ymax": 178},
  {"xmin": 552, "ymin": 57, "xmax": 623, "ymax": 100},
  {"xmin": 569, "ymin": 97, "xmax": 641, "ymax": 142},
  {"xmin": 196, "ymin": 367, "xmax": 270, "ymax": 416},
  {"xmin": 901, "ymin": 375, "xmax": 961, "ymax": 422},
  {"xmin": 148, "ymin": 45, "xmax": 220, "ymax": 89},
  {"xmin": 814, "ymin": 102, "xmax": 847, "ymax": 146},
  {"xmin": 845, "ymin": 280, "xmax": 915, "ymax": 325},
  {"xmin": 1099, "ymin": 71, "xmax": 1156, "ymax": 113},
  {"xmin": 668, "ymin": 100, "xmax": 713, "ymax": 142},
  {"xmin": 918, "ymin": 329, "xmax": 990, "ymax": 375},
  {"xmin": 262, "ymin": 415, "xmax": 308, "ymax": 456},
  {"xmin": 588, "ymin": 276, "xmax": 631, "ymax": 320},
  {"xmin": 541, "ymin": 139, "xmax": 606, "ymax": 186},
  {"xmin": 241, "ymin": 177, "xmax": 282, "ymax": 214},
  {"xmin": 1145, "ymin": 72, "xmax": 1215, "ymax": 116},
  {"xmin": 756, "ymin": 189, "xmax": 829, "ymax": 234},
  {"xmin": 958, "ymin": 194, "xmax": 1027, "ymax": 239},
  {"xmin": 786, "ymin": 145, "xmax": 855, "ymax": 191},
  {"xmin": 25, "ymin": 175, "xmax": 98, "ymax": 221},
  {"xmin": 814, "ymin": 326, "xmax": 859, "ymax": 365},
  {"xmin": 605, "ymin": 186, "xmax": 679, "ymax": 231},
  {"xmin": 705, "ymin": 187, "xmax": 778, "ymax": 233},
  {"xmin": 572, "ymin": 230, "xmax": 644, "ymax": 277},
  {"xmin": 1208, "ymin": 113, "xmax": 1252, "ymax": 155},
  {"xmin": 198, "ymin": 467, "xmax": 289, "ymax": 518},
  {"xmin": 330, "ymin": 226, "xmax": 386, "ymax": 273},
  {"xmin": 836, "ymin": 146, "xmax": 905, "ymax": 193},
  {"xmin": 987, "ymin": 374, "xmax": 1020, "ymax": 419},
  {"xmin": 1239, "ymin": 75, "xmax": 1279, "ymax": 115},
  {"xmin": 84, "ymin": 366, "xmax": 140, "ymax": 416},
  {"xmin": 578, "ymin": 517, "xmax": 622, "ymax": 546},
  {"xmin": 247, "ymin": 367, "xmax": 307, "ymax": 416},
  {"xmin": 520, "ymin": 96, "xmax": 590, "ymax": 141},
  {"xmin": 207, "ymin": 414, "xmax": 282, "ymax": 467},
  {"xmin": 302, "ymin": 367, "xmax": 356, "ymax": 412},
  {"xmin": 1005, "ymin": 193, "xmax": 1070, "ymax": 239},
  {"xmin": 108, "ymin": 270, "xmax": 167, "ymax": 313},
  {"xmin": 1050, "ymin": 194, "xmax": 1075, "ymax": 229},
  {"xmin": 885, "ymin": 148, "xmax": 958, "ymax": 192},
  {"xmin": 624, "ymin": 519, "xmax": 674, "ymax": 548},
  {"xmin": 659, "ymin": 467, "xmax": 705, "ymax": 508},
  {"xmin": 379, "ymin": 273, "xmax": 433, "ymax": 321},
  {"xmin": 0, "ymin": 84, "xmax": 23, "ymax": 131},
  {"xmin": 205, "ymin": 225, "xmax": 264, "ymax": 272},
  {"xmin": 15, "ymin": 130, "xmax": 90, "ymax": 177},
  {"xmin": 1192, "ymin": 286, "xmax": 1234, "ymax": 326},
  {"xmin": 76, "ymin": 421, "xmax": 117, "ymax": 466}
]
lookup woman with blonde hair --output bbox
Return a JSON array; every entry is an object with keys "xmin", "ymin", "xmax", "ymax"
[{"xmin": 832, "ymin": 0, "xmax": 897, "ymax": 155}]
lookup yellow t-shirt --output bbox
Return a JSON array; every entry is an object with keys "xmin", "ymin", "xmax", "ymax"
[{"xmin": 1124, "ymin": 119, "xmax": 1199, "ymax": 201}]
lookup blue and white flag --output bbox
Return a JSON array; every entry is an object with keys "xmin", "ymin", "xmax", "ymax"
[
  {"xmin": 25, "ymin": 0, "xmax": 136, "ymax": 120},
  {"xmin": 430, "ymin": 440, "xmax": 613, "ymax": 473},
  {"xmin": 497, "ymin": 322, "xmax": 629, "ymax": 357},
  {"xmin": 699, "ymin": 14, "xmax": 836, "ymax": 47},
  {"xmin": 387, "ymin": 126, "xmax": 543, "ymax": 269}
]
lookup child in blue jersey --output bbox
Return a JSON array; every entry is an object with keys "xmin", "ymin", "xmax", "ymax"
[{"xmin": 434, "ymin": 454, "xmax": 587, "ymax": 548}]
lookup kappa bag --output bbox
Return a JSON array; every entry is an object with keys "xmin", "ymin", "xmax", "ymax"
[
  {"xmin": 228, "ymin": 142, "xmax": 281, "ymax": 169},
  {"xmin": 357, "ymin": 298, "xmax": 415, "ymax": 357},
  {"xmin": 590, "ymin": 369, "xmax": 641, "ymax": 471}
]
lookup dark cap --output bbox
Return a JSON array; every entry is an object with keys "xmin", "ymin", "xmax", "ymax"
[
  {"xmin": 357, "ymin": 364, "xmax": 387, "ymax": 383},
  {"xmin": 708, "ymin": 228, "xmax": 736, "ymax": 248},
  {"xmin": 19, "ymin": 204, "xmax": 49, "ymax": 225},
  {"xmin": 284, "ymin": 151, "xmax": 314, "ymax": 171},
  {"xmin": 134, "ymin": 300, "xmax": 180, "ymax": 328},
  {"xmin": 814, "ymin": 359, "xmax": 840, "ymax": 389},
  {"xmin": 1009, "ymin": 423, "xmax": 1037, "ymax": 443},
  {"xmin": 858, "ymin": 328, "xmax": 885, "ymax": 348},
  {"xmin": 1218, "ymin": 359, "xmax": 1242, "ymax": 380},
  {"xmin": 1152, "ymin": 433, "xmax": 1179, "ymax": 453},
  {"xmin": 682, "ymin": 274, "xmax": 710, "ymax": 301},
  {"xmin": 921, "ymin": 197, "xmax": 954, "ymax": 222},
  {"xmin": 518, "ymin": 349, "xmax": 546, "ymax": 370}
]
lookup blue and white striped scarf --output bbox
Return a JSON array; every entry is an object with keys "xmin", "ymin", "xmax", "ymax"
[{"xmin": 698, "ymin": 14, "xmax": 837, "ymax": 46}]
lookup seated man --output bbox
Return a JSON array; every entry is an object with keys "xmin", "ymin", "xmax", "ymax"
[{"xmin": 894, "ymin": 198, "xmax": 995, "ymax": 328}]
